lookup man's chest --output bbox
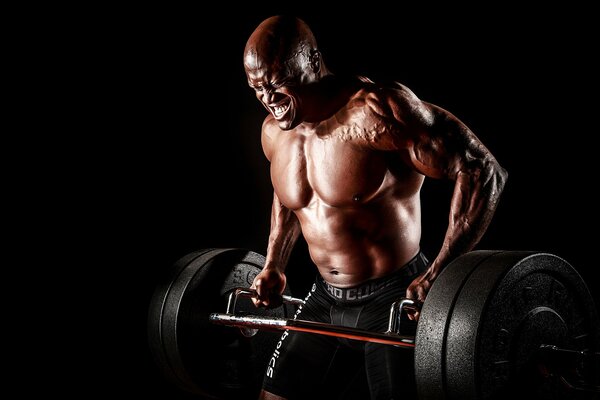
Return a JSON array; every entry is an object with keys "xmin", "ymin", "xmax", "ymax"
[{"xmin": 270, "ymin": 132, "xmax": 388, "ymax": 208}]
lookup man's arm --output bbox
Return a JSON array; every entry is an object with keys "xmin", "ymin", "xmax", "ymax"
[
  {"xmin": 380, "ymin": 85, "xmax": 508, "ymax": 314},
  {"xmin": 265, "ymin": 191, "xmax": 302, "ymax": 272},
  {"xmin": 406, "ymin": 103, "xmax": 507, "ymax": 306},
  {"xmin": 252, "ymin": 116, "xmax": 303, "ymax": 307},
  {"xmin": 252, "ymin": 192, "xmax": 301, "ymax": 307}
]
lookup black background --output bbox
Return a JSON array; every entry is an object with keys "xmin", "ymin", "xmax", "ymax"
[{"xmin": 70, "ymin": 7, "xmax": 598, "ymax": 398}]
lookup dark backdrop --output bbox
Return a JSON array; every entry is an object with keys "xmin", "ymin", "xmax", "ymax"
[{"xmin": 88, "ymin": 8, "xmax": 598, "ymax": 399}]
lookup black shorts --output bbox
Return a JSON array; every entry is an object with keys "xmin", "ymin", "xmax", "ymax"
[{"xmin": 262, "ymin": 252, "xmax": 429, "ymax": 400}]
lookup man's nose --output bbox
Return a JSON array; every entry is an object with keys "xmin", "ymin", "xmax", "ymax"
[{"xmin": 262, "ymin": 89, "xmax": 274, "ymax": 104}]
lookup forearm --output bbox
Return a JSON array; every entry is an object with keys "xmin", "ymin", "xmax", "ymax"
[
  {"xmin": 264, "ymin": 193, "xmax": 302, "ymax": 272},
  {"xmin": 431, "ymin": 158, "xmax": 507, "ymax": 276}
]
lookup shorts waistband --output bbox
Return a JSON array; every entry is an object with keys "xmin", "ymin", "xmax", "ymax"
[{"xmin": 319, "ymin": 252, "xmax": 429, "ymax": 303}]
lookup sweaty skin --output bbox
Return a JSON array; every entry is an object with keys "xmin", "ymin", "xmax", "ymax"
[{"xmin": 245, "ymin": 17, "xmax": 507, "ymax": 326}]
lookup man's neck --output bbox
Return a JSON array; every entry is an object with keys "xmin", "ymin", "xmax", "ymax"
[{"xmin": 303, "ymin": 74, "xmax": 361, "ymax": 123}]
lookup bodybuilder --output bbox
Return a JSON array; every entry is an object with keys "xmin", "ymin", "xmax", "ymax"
[{"xmin": 245, "ymin": 16, "xmax": 507, "ymax": 400}]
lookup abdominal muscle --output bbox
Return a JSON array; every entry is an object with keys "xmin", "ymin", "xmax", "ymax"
[{"xmin": 294, "ymin": 194, "xmax": 422, "ymax": 288}]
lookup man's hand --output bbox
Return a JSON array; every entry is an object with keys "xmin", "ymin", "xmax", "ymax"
[
  {"xmin": 405, "ymin": 269, "xmax": 435, "ymax": 321},
  {"xmin": 251, "ymin": 268, "xmax": 287, "ymax": 308}
]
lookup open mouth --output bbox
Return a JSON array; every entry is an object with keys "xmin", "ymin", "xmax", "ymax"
[{"xmin": 268, "ymin": 98, "xmax": 291, "ymax": 120}]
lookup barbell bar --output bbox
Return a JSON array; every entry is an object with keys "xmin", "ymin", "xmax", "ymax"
[{"xmin": 211, "ymin": 288, "xmax": 419, "ymax": 347}]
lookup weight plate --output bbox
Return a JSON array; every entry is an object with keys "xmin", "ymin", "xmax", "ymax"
[
  {"xmin": 147, "ymin": 248, "xmax": 295, "ymax": 399},
  {"xmin": 415, "ymin": 250, "xmax": 501, "ymax": 399},
  {"xmin": 445, "ymin": 251, "xmax": 599, "ymax": 399}
]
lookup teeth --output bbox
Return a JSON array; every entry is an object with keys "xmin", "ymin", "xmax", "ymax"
[{"xmin": 273, "ymin": 104, "xmax": 289, "ymax": 118}]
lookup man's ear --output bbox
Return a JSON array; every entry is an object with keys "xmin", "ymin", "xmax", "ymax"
[{"xmin": 309, "ymin": 50, "xmax": 321, "ymax": 74}]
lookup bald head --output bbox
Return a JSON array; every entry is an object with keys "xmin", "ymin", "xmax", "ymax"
[
  {"xmin": 244, "ymin": 16, "xmax": 327, "ymax": 130},
  {"xmin": 244, "ymin": 16, "xmax": 322, "ymax": 79}
]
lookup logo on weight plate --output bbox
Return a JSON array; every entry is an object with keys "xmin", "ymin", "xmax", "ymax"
[{"xmin": 247, "ymin": 270, "xmax": 258, "ymax": 285}]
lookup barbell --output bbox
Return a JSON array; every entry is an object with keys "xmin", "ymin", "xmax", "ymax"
[{"xmin": 147, "ymin": 249, "xmax": 599, "ymax": 399}]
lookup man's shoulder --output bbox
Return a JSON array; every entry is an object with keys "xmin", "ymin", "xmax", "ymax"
[
  {"xmin": 356, "ymin": 76, "xmax": 414, "ymax": 100},
  {"xmin": 261, "ymin": 114, "xmax": 280, "ymax": 135},
  {"xmin": 261, "ymin": 115, "xmax": 286, "ymax": 147},
  {"xmin": 352, "ymin": 77, "xmax": 419, "ymax": 117},
  {"xmin": 261, "ymin": 114, "xmax": 280, "ymax": 160}
]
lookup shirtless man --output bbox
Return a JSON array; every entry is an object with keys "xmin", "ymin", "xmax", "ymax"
[{"xmin": 245, "ymin": 16, "xmax": 507, "ymax": 400}]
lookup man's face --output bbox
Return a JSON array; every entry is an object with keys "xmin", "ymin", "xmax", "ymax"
[{"xmin": 245, "ymin": 51, "xmax": 311, "ymax": 130}]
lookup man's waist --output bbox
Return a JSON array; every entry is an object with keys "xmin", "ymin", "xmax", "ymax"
[{"xmin": 319, "ymin": 252, "xmax": 428, "ymax": 303}]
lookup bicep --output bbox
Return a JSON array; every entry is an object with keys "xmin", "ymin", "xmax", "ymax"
[
  {"xmin": 406, "ymin": 103, "xmax": 492, "ymax": 181},
  {"xmin": 269, "ymin": 191, "xmax": 301, "ymax": 234}
]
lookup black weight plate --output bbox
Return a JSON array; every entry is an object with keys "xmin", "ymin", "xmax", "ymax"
[
  {"xmin": 445, "ymin": 251, "xmax": 599, "ymax": 400},
  {"xmin": 148, "ymin": 248, "xmax": 295, "ymax": 399},
  {"xmin": 415, "ymin": 250, "xmax": 501, "ymax": 399},
  {"xmin": 147, "ymin": 248, "xmax": 215, "ymax": 389}
]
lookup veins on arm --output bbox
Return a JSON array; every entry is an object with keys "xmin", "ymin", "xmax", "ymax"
[
  {"xmin": 259, "ymin": 118, "xmax": 301, "ymax": 271},
  {"xmin": 402, "ymin": 94, "xmax": 508, "ymax": 276},
  {"xmin": 265, "ymin": 192, "xmax": 301, "ymax": 272}
]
